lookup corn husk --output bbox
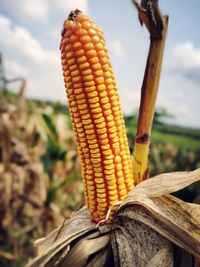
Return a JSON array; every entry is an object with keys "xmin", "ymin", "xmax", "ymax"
[{"xmin": 27, "ymin": 168, "xmax": 200, "ymax": 267}]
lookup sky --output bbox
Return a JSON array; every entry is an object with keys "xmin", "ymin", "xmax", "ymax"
[{"xmin": 0, "ymin": 0, "xmax": 200, "ymax": 128}]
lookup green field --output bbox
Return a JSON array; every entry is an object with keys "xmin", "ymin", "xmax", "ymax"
[{"xmin": 152, "ymin": 130, "xmax": 200, "ymax": 148}]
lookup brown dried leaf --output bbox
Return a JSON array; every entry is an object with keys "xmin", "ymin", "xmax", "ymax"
[
  {"xmin": 129, "ymin": 168, "xmax": 200, "ymax": 198},
  {"xmin": 27, "ymin": 169, "xmax": 200, "ymax": 266},
  {"xmin": 58, "ymin": 232, "xmax": 110, "ymax": 267},
  {"xmin": 56, "ymin": 114, "xmax": 70, "ymax": 143},
  {"xmin": 27, "ymin": 207, "xmax": 96, "ymax": 267},
  {"xmin": 111, "ymin": 214, "xmax": 173, "ymax": 267},
  {"xmin": 86, "ymin": 247, "xmax": 110, "ymax": 267},
  {"xmin": 146, "ymin": 248, "xmax": 173, "ymax": 267},
  {"xmin": 119, "ymin": 194, "xmax": 200, "ymax": 258}
]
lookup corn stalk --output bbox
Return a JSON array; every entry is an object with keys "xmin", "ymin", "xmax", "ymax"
[{"xmin": 132, "ymin": 0, "xmax": 168, "ymax": 184}]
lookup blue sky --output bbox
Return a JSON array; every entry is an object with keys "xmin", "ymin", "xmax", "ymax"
[{"xmin": 0, "ymin": 0, "xmax": 200, "ymax": 128}]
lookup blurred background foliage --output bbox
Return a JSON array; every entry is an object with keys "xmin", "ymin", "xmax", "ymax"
[{"xmin": 0, "ymin": 78, "xmax": 200, "ymax": 266}]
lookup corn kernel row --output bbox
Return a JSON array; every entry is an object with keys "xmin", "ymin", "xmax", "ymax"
[{"xmin": 60, "ymin": 10, "xmax": 134, "ymax": 222}]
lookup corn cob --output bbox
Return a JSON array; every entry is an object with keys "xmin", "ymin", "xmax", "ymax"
[{"xmin": 60, "ymin": 9, "xmax": 134, "ymax": 223}]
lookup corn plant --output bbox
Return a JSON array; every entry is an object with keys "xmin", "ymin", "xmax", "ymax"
[{"xmin": 28, "ymin": 2, "xmax": 200, "ymax": 266}]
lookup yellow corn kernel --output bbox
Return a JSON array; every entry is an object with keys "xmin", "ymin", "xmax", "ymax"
[{"xmin": 60, "ymin": 9, "xmax": 134, "ymax": 223}]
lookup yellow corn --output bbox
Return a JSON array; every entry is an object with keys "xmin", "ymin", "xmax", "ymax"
[{"xmin": 60, "ymin": 9, "xmax": 134, "ymax": 223}]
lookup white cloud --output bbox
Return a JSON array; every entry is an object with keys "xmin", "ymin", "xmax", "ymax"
[
  {"xmin": 108, "ymin": 40, "xmax": 125, "ymax": 57},
  {"xmin": 1, "ymin": 0, "xmax": 48, "ymax": 21},
  {"xmin": 172, "ymin": 42, "xmax": 200, "ymax": 82},
  {"xmin": 119, "ymin": 87, "xmax": 140, "ymax": 115},
  {"xmin": 0, "ymin": 15, "xmax": 59, "ymax": 66},
  {"xmin": 0, "ymin": 15, "xmax": 10, "ymax": 28},
  {"xmin": 172, "ymin": 90, "xmax": 183, "ymax": 101},
  {"xmin": 0, "ymin": 0, "xmax": 89, "ymax": 21},
  {"xmin": 0, "ymin": 15, "xmax": 64, "ymax": 101},
  {"xmin": 49, "ymin": 0, "xmax": 89, "ymax": 13},
  {"xmin": 48, "ymin": 27, "xmax": 60, "ymax": 39},
  {"xmin": 157, "ymin": 91, "xmax": 200, "ymax": 127},
  {"xmin": 173, "ymin": 42, "xmax": 200, "ymax": 68},
  {"xmin": 5, "ymin": 59, "xmax": 28, "ymax": 78}
]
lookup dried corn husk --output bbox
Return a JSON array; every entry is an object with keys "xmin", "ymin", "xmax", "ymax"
[{"xmin": 27, "ymin": 168, "xmax": 200, "ymax": 267}]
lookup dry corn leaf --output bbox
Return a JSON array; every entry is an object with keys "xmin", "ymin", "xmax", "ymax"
[
  {"xmin": 111, "ymin": 217, "xmax": 173, "ymax": 267},
  {"xmin": 27, "ymin": 207, "xmax": 96, "ymax": 267},
  {"xmin": 146, "ymin": 248, "xmax": 173, "ymax": 267},
  {"xmin": 115, "ymin": 194, "xmax": 200, "ymax": 259},
  {"xmin": 58, "ymin": 232, "xmax": 110, "ymax": 267},
  {"xmin": 86, "ymin": 247, "xmax": 111, "ymax": 267},
  {"xmin": 27, "ymin": 169, "xmax": 200, "ymax": 267},
  {"xmin": 130, "ymin": 168, "xmax": 200, "ymax": 198}
]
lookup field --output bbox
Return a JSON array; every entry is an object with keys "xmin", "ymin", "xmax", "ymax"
[{"xmin": 0, "ymin": 89, "xmax": 200, "ymax": 266}]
